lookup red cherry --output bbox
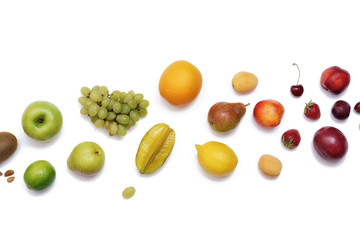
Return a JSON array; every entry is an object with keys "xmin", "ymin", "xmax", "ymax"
[
  {"xmin": 291, "ymin": 85, "xmax": 304, "ymax": 97},
  {"xmin": 290, "ymin": 63, "xmax": 304, "ymax": 97}
]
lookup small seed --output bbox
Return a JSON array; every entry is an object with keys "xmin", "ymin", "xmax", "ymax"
[
  {"xmin": 0, "ymin": 171, "xmax": 3, "ymax": 177},
  {"xmin": 4, "ymin": 170, "xmax": 14, "ymax": 177},
  {"xmin": 7, "ymin": 176, "xmax": 15, "ymax": 183}
]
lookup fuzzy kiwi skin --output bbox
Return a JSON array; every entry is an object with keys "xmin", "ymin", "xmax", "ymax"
[{"xmin": 0, "ymin": 132, "xmax": 18, "ymax": 163}]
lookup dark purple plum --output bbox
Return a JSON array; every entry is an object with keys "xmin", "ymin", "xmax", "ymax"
[{"xmin": 331, "ymin": 100, "xmax": 351, "ymax": 120}]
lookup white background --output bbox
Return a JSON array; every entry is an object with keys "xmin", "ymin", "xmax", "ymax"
[{"xmin": 1, "ymin": 1, "xmax": 360, "ymax": 239}]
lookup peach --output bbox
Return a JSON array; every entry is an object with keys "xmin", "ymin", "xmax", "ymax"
[
  {"xmin": 320, "ymin": 66, "xmax": 350, "ymax": 95},
  {"xmin": 253, "ymin": 100, "xmax": 284, "ymax": 128}
]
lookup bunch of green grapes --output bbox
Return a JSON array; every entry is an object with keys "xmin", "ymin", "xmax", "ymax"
[{"xmin": 78, "ymin": 85, "xmax": 149, "ymax": 136}]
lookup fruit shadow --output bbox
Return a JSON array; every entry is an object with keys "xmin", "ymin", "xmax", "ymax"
[
  {"xmin": 195, "ymin": 155, "xmax": 236, "ymax": 182},
  {"xmin": 310, "ymin": 143, "xmax": 345, "ymax": 167},
  {"xmin": 250, "ymin": 116, "xmax": 278, "ymax": 133},
  {"xmin": 158, "ymin": 96, "xmax": 197, "ymax": 112},
  {"xmin": 25, "ymin": 179, "xmax": 57, "ymax": 196},
  {"xmin": 319, "ymin": 83, "xmax": 349, "ymax": 99},
  {"xmin": 198, "ymin": 166, "xmax": 236, "ymax": 182},
  {"xmin": 302, "ymin": 114, "xmax": 318, "ymax": 123},
  {"xmin": 66, "ymin": 167, "xmax": 104, "ymax": 182},
  {"xmin": 329, "ymin": 112, "xmax": 349, "ymax": 124},
  {"xmin": 207, "ymin": 124, "xmax": 238, "ymax": 138},
  {"xmin": 135, "ymin": 152, "xmax": 174, "ymax": 178},
  {"xmin": 21, "ymin": 130, "xmax": 63, "ymax": 149},
  {"xmin": 257, "ymin": 167, "xmax": 280, "ymax": 181}
]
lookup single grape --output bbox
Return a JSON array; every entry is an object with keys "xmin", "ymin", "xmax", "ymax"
[
  {"xmin": 81, "ymin": 87, "xmax": 91, "ymax": 97},
  {"xmin": 109, "ymin": 122, "xmax": 118, "ymax": 136},
  {"xmin": 90, "ymin": 90, "xmax": 103, "ymax": 102},
  {"xmin": 80, "ymin": 107, "xmax": 88, "ymax": 115},
  {"xmin": 112, "ymin": 101, "xmax": 122, "ymax": 113},
  {"xmin": 106, "ymin": 111, "xmax": 117, "ymax": 121},
  {"xmin": 128, "ymin": 99, "xmax": 137, "ymax": 109},
  {"xmin": 107, "ymin": 99, "xmax": 115, "ymax": 111},
  {"xmin": 98, "ymin": 107, "xmax": 108, "ymax": 119},
  {"xmin": 139, "ymin": 99, "xmax": 149, "ymax": 109},
  {"xmin": 118, "ymin": 124, "xmax": 127, "ymax": 136},
  {"xmin": 94, "ymin": 118, "xmax": 105, "ymax": 128},
  {"xmin": 78, "ymin": 96, "xmax": 88, "ymax": 105},
  {"xmin": 128, "ymin": 90, "xmax": 135, "ymax": 96},
  {"xmin": 130, "ymin": 110, "xmax": 140, "ymax": 122},
  {"xmin": 88, "ymin": 104, "xmax": 100, "ymax": 117},
  {"xmin": 139, "ymin": 108, "xmax": 148, "ymax": 118},
  {"xmin": 91, "ymin": 116, "xmax": 98, "ymax": 123},
  {"xmin": 83, "ymin": 99, "xmax": 95, "ymax": 108},
  {"xmin": 104, "ymin": 120, "xmax": 111, "ymax": 129},
  {"xmin": 111, "ymin": 90, "xmax": 122, "ymax": 100},
  {"xmin": 119, "ymin": 92, "xmax": 127, "ymax": 103},
  {"xmin": 123, "ymin": 93, "xmax": 134, "ymax": 104},
  {"xmin": 99, "ymin": 86, "xmax": 108, "ymax": 96},
  {"xmin": 134, "ymin": 93, "xmax": 144, "ymax": 104},
  {"xmin": 128, "ymin": 119, "xmax": 135, "ymax": 127},
  {"xmin": 122, "ymin": 186, "xmax": 135, "ymax": 199},
  {"xmin": 121, "ymin": 104, "xmax": 131, "ymax": 114},
  {"xmin": 116, "ymin": 114, "xmax": 130, "ymax": 125},
  {"xmin": 92, "ymin": 85, "xmax": 100, "ymax": 91},
  {"xmin": 101, "ymin": 97, "xmax": 111, "ymax": 108}
]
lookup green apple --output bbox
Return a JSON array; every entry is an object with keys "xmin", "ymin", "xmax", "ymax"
[
  {"xmin": 22, "ymin": 101, "xmax": 63, "ymax": 141},
  {"xmin": 67, "ymin": 141, "xmax": 105, "ymax": 176}
]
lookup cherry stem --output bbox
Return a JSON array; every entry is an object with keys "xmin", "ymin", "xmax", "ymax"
[{"xmin": 293, "ymin": 63, "xmax": 300, "ymax": 85}]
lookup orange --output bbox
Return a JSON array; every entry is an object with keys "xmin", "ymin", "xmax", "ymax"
[{"xmin": 159, "ymin": 60, "xmax": 202, "ymax": 106}]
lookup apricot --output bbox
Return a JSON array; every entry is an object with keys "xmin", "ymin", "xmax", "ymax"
[{"xmin": 232, "ymin": 71, "xmax": 258, "ymax": 94}]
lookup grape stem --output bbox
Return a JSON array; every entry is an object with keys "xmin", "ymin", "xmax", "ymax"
[{"xmin": 293, "ymin": 63, "xmax": 300, "ymax": 85}]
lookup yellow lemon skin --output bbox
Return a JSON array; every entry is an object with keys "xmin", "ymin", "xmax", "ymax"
[
  {"xmin": 195, "ymin": 141, "xmax": 238, "ymax": 177},
  {"xmin": 232, "ymin": 71, "xmax": 258, "ymax": 94}
]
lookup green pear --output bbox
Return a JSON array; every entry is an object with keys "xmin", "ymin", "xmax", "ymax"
[{"xmin": 67, "ymin": 141, "xmax": 105, "ymax": 176}]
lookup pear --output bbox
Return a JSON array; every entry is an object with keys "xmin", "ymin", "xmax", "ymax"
[
  {"xmin": 208, "ymin": 102, "xmax": 249, "ymax": 132},
  {"xmin": 67, "ymin": 141, "xmax": 105, "ymax": 176}
]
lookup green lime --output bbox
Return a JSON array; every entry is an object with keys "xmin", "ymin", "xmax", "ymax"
[{"xmin": 24, "ymin": 160, "xmax": 56, "ymax": 191}]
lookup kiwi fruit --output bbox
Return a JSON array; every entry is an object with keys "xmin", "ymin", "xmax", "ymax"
[{"xmin": 0, "ymin": 132, "xmax": 18, "ymax": 163}]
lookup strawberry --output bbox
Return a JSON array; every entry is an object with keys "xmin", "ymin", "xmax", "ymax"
[
  {"xmin": 304, "ymin": 100, "xmax": 321, "ymax": 120},
  {"xmin": 281, "ymin": 129, "xmax": 301, "ymax": 149}
]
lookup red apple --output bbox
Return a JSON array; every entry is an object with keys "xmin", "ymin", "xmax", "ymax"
[
  {"xmin": 320, "ymin": 66, "xmax": 350, "ymax": 94},
  {"xmin": 253, "ymin": 100, "xmax": 284, "ymax": 128}
]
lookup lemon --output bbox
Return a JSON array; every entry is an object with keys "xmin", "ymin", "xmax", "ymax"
[
  {"xmin": 195, "ymin": 141, "xmax": 238, "ymax": 177},
  {"xmin": 24, "ymin": 160, "xmax": 56, "ymax": 191}
]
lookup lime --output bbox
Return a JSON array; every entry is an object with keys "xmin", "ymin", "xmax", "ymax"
[{"xmin": 24, "ymin": 160, "xmax": 56, "ymax": 191}]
